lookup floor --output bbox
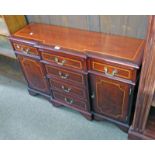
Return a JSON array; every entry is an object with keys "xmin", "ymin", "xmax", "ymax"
[{"xmin": 0, "ymin": 57, "xmax": 127, "ymax": 139}]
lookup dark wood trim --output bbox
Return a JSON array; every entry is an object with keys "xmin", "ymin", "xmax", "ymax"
[
  {"xmin": 128, "ymin": 16, "xmax": 155, "ymax": 139},
  {"xmin": 37, "ymin": 44, "xmax": 87, "ymax": 59},
  {"xmin": 28, "ymin": 87, "xmax": 51, "ymax": 101},
  {"xmin": 128, "ymin": 127, "xmax": 151, "ymax": 140},
  {"xmin": 9, "ymin": 36, "xmax": 38, "ymax": 46},
  {"xmin": 88, "ymin": 70, "xmax": 136, "ymax": 86},
  {"xmin": 8, "ymin": 23, "xmax": 144, "ymax": 131},
  {"xmin": 93, "ymin": 112, "xmax": 129, "ymax": 132},
  {"xmin": 51, "ymin": 98, "xmax": 92, "ymax": 120},
  {"xmin": 87, "ymin": 52, "xmax": 141, "ymax": 69}
]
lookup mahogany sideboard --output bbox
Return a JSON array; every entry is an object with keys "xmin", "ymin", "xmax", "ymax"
[{"xmin": 9, "ymin": 23, "xmax": 145, "ymax": 132}]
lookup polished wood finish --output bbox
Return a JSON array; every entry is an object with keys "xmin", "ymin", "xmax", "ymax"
[
  {"xmin": 13, "ymin": 42, "xmax": 39, "ymax": 56},
  {"xmin": 128, "ymin": 16, "xmax": 155, "ymax": 139},
  {"xmin": 13, "ymin": 23, "xmax": 144, "ymax": 67},
  {"xmin": 52, "ymin": 90, "xmax": 87, "ymax": 111},
  {"xmin": 90, "ymin": 74, "xmax": 132, "ymax": 122},
  {"xmin": 9, "ymin": 23, "xmax": 144, "ymax": 130},
  {"xmin": 41, "ymin": 51, "xmax": 86, "ymax": 70},
  {"xmin": 17, "ymin": 55, "xmax": 50, "ymax": 94},
  {"xmin": 89, "ymin": 58, "xmax": 137, "ymax": 82},
  {"xmin": 45, "ymin": 65, "xmax": 87, "ymax": 86},
  {"xmin": 52, "ymin": 98, "xmax": 92, "ymax": 120},
  {"xmin": 49, "ymin": 78, "xmax": 87, "ymax": 99}
]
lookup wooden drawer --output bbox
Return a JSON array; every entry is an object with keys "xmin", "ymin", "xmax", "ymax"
[
  {"xmin": 49, "ymin": 79, "xmax": 87, "ymax": 99},
  {"xmin": 52, "ymin": 91, "xmax": 87, "ymax": 110},
  {"xmin": 41, "ymin": 51, "xmax": 85, "ymax": 70},
  {"xmin": 89, "ymin": 58, "xmax": 136, "ymax": 81},
  {"xmin": 45, "ymin": 65, "xmax": 86, "ymax": 85},
  {"xmin": 13, "ymin": 42, "xmax": 39, "ymax": 56}
]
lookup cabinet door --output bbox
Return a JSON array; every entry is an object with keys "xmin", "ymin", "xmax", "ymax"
[
  {"xmin": 90, "ymin": 74, "xmax": 131, "ymax": 122},
  {"xmin": 17, "ymin": 55, "xmax": 50, "ymax": 94}
]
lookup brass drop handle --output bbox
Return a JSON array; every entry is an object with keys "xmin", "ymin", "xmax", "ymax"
[
  {"xmin": 21, "ymin": 47, "xmax": 30, "ymax": 54},
  {"xmin": 58, "ymin": 71, "xmax": 69, "ymax": 79},
  {"xmin": 25, "ymin": 48, "xmax": 30, "ymax": 54},
  {"xmin": 61, "ymin": 85, "xmax": 71, "ymax": 93},
  {"xmin": 104, "ymin": 67, "xmax": 118, "ymax": 77},
  {"xmin": 16, "ymin": 44, "xmax": 20, "ymax": 49},
  {"xmin": 64, "ymin": 97, "xmax": 74, "ymax": 104},
  {"xmin": 54, "ymin": 57, "xmax": 66, "ymax": 66}
]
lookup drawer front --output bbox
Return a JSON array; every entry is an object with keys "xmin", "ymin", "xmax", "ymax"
[
  {"xmin": 13, "ymin": 42, "xmax": 39, "ymax": 56},
  {"xmin": 41, "ymin": 52, "xmax": 84, "ymax": 70},
  {"xmin": 45, "ymin": 65, "xmax": 85, "ymax": 85},
  {"xmin": 53, "ymin": 91, "xmax": 87, "ymax": 110},
  {"xmin": 49, "ymin": 79, "xmax": 87, "ymax": 99},
  {"xmin": 90, "ymin": 59, "xmax": 136, "ymax": 81}
]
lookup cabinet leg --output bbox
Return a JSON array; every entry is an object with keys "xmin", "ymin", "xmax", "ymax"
[
  {"xmin": 93, "ymin": 114, "xmax": 129, "ymax": 133},
  {"xmin": 52, "ymin": 101, "xmax": 63, "ymax": 107},
  {"xmin": 80, "ymin": 112, "xmax": 93, "ymax": 121},
  {"xmin": 117, "ymin": 124, "xmax": 129, "ymax": 133},
  {"xmin": 28, "ymin": 89, "xmax": 38, "ymax": 96}
]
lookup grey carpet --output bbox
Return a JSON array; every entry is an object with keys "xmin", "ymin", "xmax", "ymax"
[{"xmin": 0, "ymin": 61, "xmax": 127, "ymax": 139}]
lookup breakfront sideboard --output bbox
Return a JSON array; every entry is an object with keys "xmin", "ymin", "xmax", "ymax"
[{"xmin": 9, "ymin": 23, "xmax": 144, "ymax": 131}]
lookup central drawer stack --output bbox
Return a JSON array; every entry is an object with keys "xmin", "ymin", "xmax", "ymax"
[{"xmin": 39, "ymin": 46, "xmax": 92, "ymax": 119}]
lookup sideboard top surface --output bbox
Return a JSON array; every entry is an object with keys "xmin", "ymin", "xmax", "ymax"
[{"xmin": 12, "ymin": 23, "xmax": 145, "ymax": 67}]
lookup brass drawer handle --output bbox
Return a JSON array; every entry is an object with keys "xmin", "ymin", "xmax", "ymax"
[
  {"xmin": 16, "ymin": 44, "xmax": 20, "ymax": 49},
  {"xmin": 61, "ymin": 85, "xmax": 71, "ymax": 93},
  {"xmin": 104, "ymin": 67, "xmax": 118, "ymax": 77},
  {"xmin": 58, "ymin": 71, "xmax": 69, "ymax": 79},
  {"xmin": 24, "ymin": 48, "xmax": 30, "ymax": 54},
  {"xmin": 21, "ymin": 47, "xmax": 30, "ymax": 54},
  {"xmin": 15, "ymin": 44, "xmax": 31, "ymax": 54},
  {"xmin": 54, "ymin": 57, "xmax": 66, "ymax": 66},
  {"xmin": 64, "ymin": 97, "xmax": 74, "ymax": 104}
]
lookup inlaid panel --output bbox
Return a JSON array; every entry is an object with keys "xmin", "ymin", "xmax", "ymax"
[
  {"xmin": 17, "ymin": 55, "xmax": 49, "ymax": 94},
  {"xmin": 90, "ymin": 73, "xmax": 131, "ymax": 122}
]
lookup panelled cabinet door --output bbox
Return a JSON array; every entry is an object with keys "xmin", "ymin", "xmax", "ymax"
[
  {"xmin": 17, "ymin": 55, "xmax": 50, "ymax": 94},
  {"xmin": 90, "ymin": 74, "xmax": 131, "ymax": 122}
]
